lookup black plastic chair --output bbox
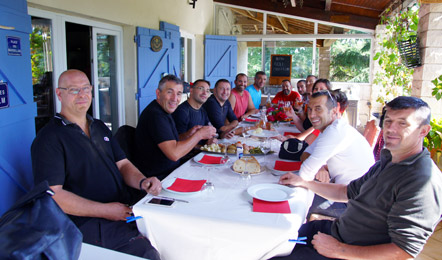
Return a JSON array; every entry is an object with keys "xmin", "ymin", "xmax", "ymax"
[{"xmin": 114, "ymin": 125, "xmax": 136, "ymax": 161}]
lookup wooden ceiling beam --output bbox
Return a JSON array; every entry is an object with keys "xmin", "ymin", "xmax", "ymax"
[
  {"xmin": 277, "ymin": 16, "xmax": 289, "ymax": 31},
  {"xmin": 215, "ymin": 0, "xmax": 380, "ymax": 30}
]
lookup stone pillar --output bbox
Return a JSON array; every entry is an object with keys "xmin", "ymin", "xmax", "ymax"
[
  {"xmin": 318, "ymin": 46, "xmax": 331, "ymax": 79},
  {"xmin": 413, "ymin": 3, "xmax": 442, "ymax": 118}
]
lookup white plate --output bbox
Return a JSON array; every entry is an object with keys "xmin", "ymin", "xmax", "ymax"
[
  {"xmin": 247, "ymin": 129, "xmax": 279, "ymax": 138},
  {"xmin": 229, "ymin": 165, "xmax": 266, "ymax": 175},
  {"xmin": 193, "ymin": 153, "xmax": 227, "ymax": 166},
  {"xmin": 162, "ymin": 178, "xmax": 203, "ymax": 195},
  {"xmin": 247, "ymin": 183, "xmax": 294, "ymax": 202}
]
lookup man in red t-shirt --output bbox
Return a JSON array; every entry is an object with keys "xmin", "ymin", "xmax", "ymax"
[{"xmin": 272, "ymin": 79, "xmax": 301, "ymax": 105}]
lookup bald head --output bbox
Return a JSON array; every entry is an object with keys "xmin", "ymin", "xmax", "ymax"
[{"xmin": 58, "ymin": 69, "xmax": 90, "ymax": 89}]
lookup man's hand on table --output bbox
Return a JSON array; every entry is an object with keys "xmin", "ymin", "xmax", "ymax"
[
  {"xmin": 103, "ymin": 202, "xmax": 133, "ymax": 221},
  {"xmin": 312, "ymin": 232, "xmax": 343, "ymax": 259},
  {"xmin": 279, "ymin": 172, "xmax": 306, "ymax": 187},
  {"xmin": 220, "ymin": 130, "xmax": 235, "ymax": 139},
  {"xmin": 141, "ymin": 177, "xmax": 162, "ymax": 195},
  {"xmin": 314, "ymin": 166, "xmax": 330, "ymax": 183}
]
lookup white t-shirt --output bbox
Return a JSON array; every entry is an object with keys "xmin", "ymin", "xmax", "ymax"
[{"xmin": 300, "ymin": 119, "xmax": 375, "ymax": 184}]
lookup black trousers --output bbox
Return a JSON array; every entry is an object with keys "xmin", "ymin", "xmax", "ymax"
[
  {"xmin": 269, "ymin": 220, "xmax": 337, "ymax": 260},
  {"xmin": 78, "ymin": 218, "xmax": 161, "ymax": 260}
]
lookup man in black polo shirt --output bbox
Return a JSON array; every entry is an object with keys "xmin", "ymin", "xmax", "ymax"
[
  {"xmin": 31, "ymin": 69, "xmax": 161, "ymax": 259},
  {"xmin": 203, "ymin": 79, "xmax": 238, "ymax": 139},
  {"xmin": 135, "ymin": 75, "xmax": 216, "ymax": 180}
]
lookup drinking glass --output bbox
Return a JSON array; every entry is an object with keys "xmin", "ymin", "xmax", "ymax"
[
  {"xmin": 239, "ymin": 157, "xmax": 252, "ymax": 189},
  {"xmin": 203, "ymin": 165, "xmax": 216, "ymax": 201}
]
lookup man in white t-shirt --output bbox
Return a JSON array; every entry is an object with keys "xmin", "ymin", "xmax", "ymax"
[{"xmin": 299, "ymin": 90, "xmax": 374, "ymax": 218}]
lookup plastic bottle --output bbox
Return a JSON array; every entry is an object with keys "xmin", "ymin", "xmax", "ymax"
[{"xmin": 236, "ymin": 143, "xmax": 243, "ymax": 160}]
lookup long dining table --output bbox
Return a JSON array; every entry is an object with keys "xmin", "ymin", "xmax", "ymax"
[{"xmin": 132, "ymin": 121, "xmax": 314, "ymax": 260}]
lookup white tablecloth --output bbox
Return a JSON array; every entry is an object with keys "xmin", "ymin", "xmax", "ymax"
[{"xmin": 133, "ymin": 122, "xmax": 312, "ymax": 260}]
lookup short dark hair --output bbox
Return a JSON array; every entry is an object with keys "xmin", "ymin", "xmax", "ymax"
[
  {"xmin": 386, "ymin": 96, "xmax": 431, "ymax": 126},
  {"xmin": 297, "ymin": 80, "xmax": 306, "ymax": 85},
  {"xmin": 306, "ymin": 75, "xmax": 317, "ymax": 80},
  {"xmin": 192, "ymin": 79, "xmax": 210, "ymax": 88},
  {"xmin": 312, "ymin": 78, "xmax": 332, "ymax": 93},
  {"xmin": 331, "ymin": 89, "xmax": 348, "ymax": 113},
  {"xmin": 282, "ymin": 79, "xmax": 291, "ymax": 84},
  {"xmin": 235, "ymin": 73, "xmax": 248, "ymax": 81},
  {"xmin": 255, "ymin": 71, "xmax": 266, "ymax": 78},
  {"xmin": 158, "ymin": 74, "xmax": 183, "ymax": 90},
  {"xmin": 215, "ymin": 79, "xmax": 231, "ymax": 88},
  {"xmin": 311, "ymin": 90, "xmax": 337, "ymax": 110}
]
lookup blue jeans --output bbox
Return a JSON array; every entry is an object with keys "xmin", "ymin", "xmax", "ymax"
[{"xmin": 269, "ymin": 220, "xmax": 338, "ymax": 260}]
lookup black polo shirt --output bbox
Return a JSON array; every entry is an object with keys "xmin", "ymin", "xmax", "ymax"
[
  {"xmin": 31, "ymin": 114, "xmax": 130, "ymax": 225},
  {"xmin": 172, "ymin": 101, "xmax": 209, "ymax": 134},
  {"xmin": 203, "ymin": 95, "xmax": 237, "ymax": 134},
  {"xmin": 134, "ymin": 100, "xmax": 180, "ymax": 180}
]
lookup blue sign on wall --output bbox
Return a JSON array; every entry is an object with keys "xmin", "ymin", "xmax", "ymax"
[
  {"xmin": 7, "ymin": 36, "xmax": 22, "ymax": 56},
  {"xmin": 0, "ymin": 82, "xmax": 9, "ymax": 108}
]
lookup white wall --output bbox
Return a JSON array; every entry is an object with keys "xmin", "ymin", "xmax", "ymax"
[{"xmin": 28, "ymin": 0, "xmax": 214, "ymax": 125}]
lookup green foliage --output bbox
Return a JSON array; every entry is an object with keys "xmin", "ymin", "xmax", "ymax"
[
  {"xmin": 329, "ymin": 38, "xmax": 371, "ymax": 83},
  {"xmin": 30, "ymin": 27, "xmax": 46, "ymax": 85},
  {"xmin": 97, "ymin": 35, "xmax": 111, "ymax": 77},
  {"xmin": 431, "ymin": 75, "xmax": 442, "ymax": 100},
  {"xmin": 373, "ymin": 5, "xmax": 419, "ymax": 104},
  {"xmin": 424, "ymin": 118, "xmax": 442, "ymax": 150},
  {"xmin": 247, "ymin": 47, "xmax": 262, "ymax": 77}
]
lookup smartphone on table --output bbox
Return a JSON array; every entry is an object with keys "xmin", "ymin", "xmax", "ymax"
[{"xmin": 145, "ymin": 197, "xmax": 175, "ymax": 207}]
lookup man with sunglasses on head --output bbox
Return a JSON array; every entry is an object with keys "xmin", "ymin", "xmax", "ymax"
[
  {"xmin": 294, "ymin": 90, "xmax": 374, "ymax": 219},
  {"xmin": 273, "ymin": 96, "xmax": 442, "ymax": 260},
  {"xmin": 31, "ymin": 69, "xmax": 161, "ymax": 259}
]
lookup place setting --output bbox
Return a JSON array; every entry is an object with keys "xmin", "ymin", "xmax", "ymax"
[
  {"xmin": 247, "ymin": 183, "xmax": 295, "ymax": 214},
  {"xmin": 269, "ymin": 160, "xmax": 302, "ymax": 176}
]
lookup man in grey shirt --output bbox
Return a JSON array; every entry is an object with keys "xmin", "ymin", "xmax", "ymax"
[{"xmin": 272, "ymin": 96, "xmax": 442, "ymax": 260}]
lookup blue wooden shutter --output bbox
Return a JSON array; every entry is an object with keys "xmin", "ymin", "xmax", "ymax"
[
  {"xmin": 135, "ymin": 22, "xmax": 180, "ymax": 114},
  {"xmin": 0, "ymin": 0, "xmax": 36, "ymax": 215},
  {"xmin": 204, "ymin": 35, "xmax": 237, "ymax": 87}
]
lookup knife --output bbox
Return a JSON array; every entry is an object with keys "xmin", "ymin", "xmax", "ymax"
[{"xmin": 153, "ymin": 195, "xmax": 189, "ymax": 203}]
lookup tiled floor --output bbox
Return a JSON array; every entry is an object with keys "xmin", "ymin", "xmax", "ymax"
[{"xmin": 415, "ymin": 219, "xmax": 442, "ymax": 260}]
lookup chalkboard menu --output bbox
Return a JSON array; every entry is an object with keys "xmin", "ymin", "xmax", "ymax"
[{"xmin": 269, "ymin": 54, "xmax": 292, "ymax": 85}]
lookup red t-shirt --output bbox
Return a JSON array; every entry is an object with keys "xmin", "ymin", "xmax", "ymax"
[{"xmin": 271, "ymin": 91, "xmax": 301, "ymax": 104}]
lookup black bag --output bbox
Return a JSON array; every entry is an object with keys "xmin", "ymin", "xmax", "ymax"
[
  {"xmin": 279, "ymin": 138, "xmax": 308, "ymax": 161},
  {"xmin": 0, "ymin": 181, "xmax": 83, "ymax": 260}
]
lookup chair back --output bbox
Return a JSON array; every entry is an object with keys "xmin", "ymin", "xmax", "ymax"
[{"xmin": 114, "ymin": 125, "xmax": 136, "ymax": 161}]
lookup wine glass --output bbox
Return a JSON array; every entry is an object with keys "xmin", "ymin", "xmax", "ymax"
[
  {"xmin": 239, "ymin": 157, "xmax": 252, "ymax": 189},
  {"xmin": 261, "ymin": 138, "xmax": 272, "ymax": 167},
  {"xmin": 203, "ymin": 165, "xmax": 215, "ymax": 198}
]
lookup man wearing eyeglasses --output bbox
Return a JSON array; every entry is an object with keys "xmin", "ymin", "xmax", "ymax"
[
  {"xmin": 275, "ymin": 96, "xmax": 442, "ymax": 260},
  {"xmin": 31, "ymin": 69, "xmax": 161, "ymax": 259},
  {"xmin": 135, "ymin": 75, "xmax": 217, "ymax": 180},
  {"xmin": 228, "ymin": 73, "xmax": 257, "ymax": 121},
  {"xmin": 172, "ymin": 79, "xmax": 216, "ymax": 148}
]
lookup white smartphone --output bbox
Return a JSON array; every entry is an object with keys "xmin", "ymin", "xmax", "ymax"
[{"xmin": 145, "ymin": 197, "xmax": 175, "ymax": 207}]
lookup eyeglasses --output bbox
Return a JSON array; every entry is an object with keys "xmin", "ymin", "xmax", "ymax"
[
  {"xmin": 317, "ymin": 90, "xmax": 336, "ymax": 107},
  {"xmin": 59, "ymin": 85, "xmax": 93, "ymax": 95},
  {"xmin": 194, "ymin": 86, "xmax": 211, "ymax": 94}
]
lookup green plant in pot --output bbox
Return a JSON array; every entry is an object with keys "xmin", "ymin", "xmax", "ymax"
[{"xmin": 424, "ymin": 118, "xmax": 442, "ymax": 170}]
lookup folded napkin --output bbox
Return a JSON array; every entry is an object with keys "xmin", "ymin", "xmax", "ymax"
[
  {"xmin": 253, "ymin": 198, "xmax": 291, "ymax": 213},
  {"xmin": 274, "ymin": 161, "xmax": 302, "ymax": 171},
  {"xmin": 244, "ymin": 118, "xmax": 259, "ymax": 122},
  {"xmin": 283, "ymin": 132, "xmax": 300, "ymax": 137},
  {"xmin": 312, "ymin": 129, "xmax": 321, "ymax": 137},
  {"xmin": 167, "ymin": 178, "xmax": 207, "ymax": 192},
  {"xmin": 199, "ymin": 155, "xmax": 222, "ymax": 164}
]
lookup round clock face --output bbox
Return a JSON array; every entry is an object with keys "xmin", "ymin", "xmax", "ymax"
[{"xmin": 151, "ymin": 36, "xmax": 163, "ymax": 52}]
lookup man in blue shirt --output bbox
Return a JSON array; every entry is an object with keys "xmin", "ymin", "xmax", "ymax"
[
  {"xmin": 246, "ymin": 71, "xmax": 267, "ymax": 109},
  {"xmin": 172, "ymin": 79, "xmax": 213, "ymax": 142},
  {"xmin": 135, "ymin": 75, "xmax": 216, "ymax": 179},
  {"xmin": 203, "ymin": 79, "xmax": 238, "ymax": 139}
]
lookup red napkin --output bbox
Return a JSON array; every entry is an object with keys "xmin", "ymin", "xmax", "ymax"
[
  {"xmin": 167, "ymin": 178, "xmax": 207, "ymax": 192},
  {"xmin": 284, "ymin": 132, "xmax": 300, "ymax": 137},
  {"xmin": 199, "ymin": 155, "xmax": 222, "ymax": 164},
  {"xmin": 274, "ymin": 161, "xmax": 302, "ymax": 171},
  {"xmin": 244, "ymin": 118, "xmax": 259, "ymax": 122},
  {"xmin": 253, "ymin": 198, "xmax": 291, "ymax": 213}
]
